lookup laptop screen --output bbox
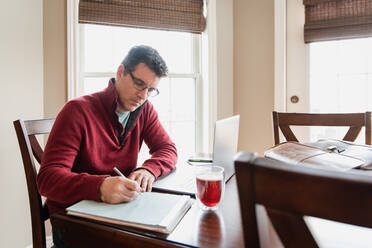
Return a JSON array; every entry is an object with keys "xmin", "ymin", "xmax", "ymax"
[
  {"xmin": 212, "ymin": 115, "xmax": 240, "ymax": 181},
  {"xmin": 152, "ymin": 115, "xmax": 240, "ymax": 196}
]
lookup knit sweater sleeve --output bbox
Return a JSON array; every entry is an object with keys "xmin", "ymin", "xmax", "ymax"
[
  {"xmin": 140, "ymin": 103, "xmax": 178, "ymax": 178},
  {"xmin": 37, "ymin": 101, "xmax": 107, "ymax": 206}
]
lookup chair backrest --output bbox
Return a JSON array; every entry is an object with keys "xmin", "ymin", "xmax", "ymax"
[
  {"xmin": 272, "ymin": 111, "xmax": 372, "ymax": 145},
  {"xmin": 14, "ymin": 118, "xmax": 55, "ymax": 248},
  {"xmin": 235, "ymin": 151, "xmax": 372, "ymax": 248}
]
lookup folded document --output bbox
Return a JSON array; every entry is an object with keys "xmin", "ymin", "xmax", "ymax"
[{"xmin": 264, "ymin": 140, "xmax": 372, "ymax": 171}]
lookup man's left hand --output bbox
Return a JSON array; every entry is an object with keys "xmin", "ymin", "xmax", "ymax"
[{"xmin": 128, "ymin": 169, "xmax": 155, "ymax": 192}]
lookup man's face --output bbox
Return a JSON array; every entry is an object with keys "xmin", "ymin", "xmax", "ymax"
[{"xmin": 115, "ymin": 63, "xmax": 160, "ymax": 112}]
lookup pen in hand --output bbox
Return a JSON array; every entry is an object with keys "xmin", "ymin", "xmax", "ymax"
[
  {"xmin": 113, "ymin": 167, "xmax": 141, "ymax": 193},
  {"xmin": 113, "ymin": 167, "xmax": 126, "ymax": 178}
]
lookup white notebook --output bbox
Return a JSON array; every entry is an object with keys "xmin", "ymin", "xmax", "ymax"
[{"xmin": 66, "ymin": 192, "xmax": 192, "ymax": 234}]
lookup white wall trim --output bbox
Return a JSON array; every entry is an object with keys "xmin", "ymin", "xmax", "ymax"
[
  {"xmin": 67, "ymin": 0, "xmax": 79, "ymax": 100},
  {"xmin": 286, "ymin": 0, "xmax": 309, "ymax": 113},
  {"xmin": 206, "ymin": 0, "xmax": 218, "ymax": 152},
  {"xmin": 193, "ymin": 34, "xmax": 205, "ymax": 153},
  {"xmin": 274, "ymin": 0, "xmax": 287, "ymax": 112}
]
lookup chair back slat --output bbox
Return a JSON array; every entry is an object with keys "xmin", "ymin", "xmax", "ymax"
[
  {"xmin": 272, "ymin": 111, "xmax": 280, "ymax": 145},
  {"xmin": 279, "ymin": 125, "xmax": 298, "ymax": 142},
  {"xmin": 24, "ymin": 118, "xmax": 55, "ymax": 135},
  {"xmin": 29, "ymin": 135, "xmax": 44, "ymax": 165},
  {"xmin": 365, "ymin": 112, "xmax": 372, "ymax": 144},
  {"xmin": 274, "ymin": 113, "xmax": 365, "ymax": 126},
  {"xmin": 272, "ymin": 111, "xmax": 372, "ymax": 145},
  {"xmin": 14, "ymin": 118, "xmax": 55, "ymax": 248},
  {"xmin": 343, "ymin": 126, "xmax": 362, "ymax": 142},
  {"xmin": 233, "ymin": 152, "xmax": 260, "ymax": 248}
]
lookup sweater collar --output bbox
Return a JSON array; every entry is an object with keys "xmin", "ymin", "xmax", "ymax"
[
  {"xmin": 99, "ymin": 78, "xmax": 120, "ymax": 114},
  {"xmin": 98, "ymin": 78, "xmax": 146, "ymax": 143}
]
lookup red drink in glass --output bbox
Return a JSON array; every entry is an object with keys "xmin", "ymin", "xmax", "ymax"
[{"xmin": 196, "ymin": 173, "xmax": 223, "ymax": 207}]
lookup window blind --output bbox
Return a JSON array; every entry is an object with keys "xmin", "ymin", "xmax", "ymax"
[
  {"xmin": 79, "ymin": 0, "xmax": 206, "ymax": 34},
  {"xmin": 304, "ymin": 0, "xmax": 372, "ymax": 43}
]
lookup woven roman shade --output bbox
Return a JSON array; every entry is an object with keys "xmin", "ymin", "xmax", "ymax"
[
  {"xmin": 79, "ymin": 0, "xmax": 206, "ymax": 34},
  {"xmin": 304, "ymin": 0, "xmax": 372, "ymax": 43}
]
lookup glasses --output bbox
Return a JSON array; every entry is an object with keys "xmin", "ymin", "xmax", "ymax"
[{"xmin": 128, "ymin": 71, "xmax": 159, "ymax": 97}]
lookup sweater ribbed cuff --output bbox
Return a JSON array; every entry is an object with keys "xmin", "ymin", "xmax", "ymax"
[{"xmin": 87, "ymin": 175, "xmax": 110, "ymax": 202}]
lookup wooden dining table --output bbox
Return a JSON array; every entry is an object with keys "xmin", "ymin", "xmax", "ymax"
[
  {"xmin": 51, "ymin": 172, "xmax": 372, "ymax": 248},
  {"xmin": 51, "ymin": 176, "xmax": 245, "ymax": 248}
]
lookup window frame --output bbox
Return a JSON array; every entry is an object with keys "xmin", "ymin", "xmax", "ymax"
[
  {"xmin": 67, "ymin": 0, "xmax": 214, "ymax": 155},
  {"xmin": 275, "ymin": 0, "xmax": 309, "ymax": 113},
  {"xmin": 276, "ymin": 0, "xmax": 371, "ymax": 142}
]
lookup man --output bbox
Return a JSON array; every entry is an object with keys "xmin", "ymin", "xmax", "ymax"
[{"xmin": 37, "ymin": 45, "xmax": 177, "ymax": 216}]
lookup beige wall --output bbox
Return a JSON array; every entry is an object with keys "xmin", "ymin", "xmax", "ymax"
[
  {"xmin": 44, "ymin": 0, "xmax": 67, "ymax": 118},
  {"xmin": 0, "ymin": 0, "xmax": 44, "ymax": 247},
  {"xmin": 234, "ymin": 0, "xmax": 275, "ymax": 154},
  {"xmin": 42, "ymin": 0, "xmax": 68, "ymax": 238},
  {"xmin": 0, "ymin": 1, "xmax": 67, "ymax": 247}
]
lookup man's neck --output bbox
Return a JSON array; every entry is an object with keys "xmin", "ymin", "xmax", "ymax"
[{"xmin": 116, "ymin": 105, "xmax": 129, "ymax": 113}]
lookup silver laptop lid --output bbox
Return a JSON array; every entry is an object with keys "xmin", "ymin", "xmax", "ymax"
[
  {"xmin": 151, "ymin": 115, "xmax": 240, "ymax": 196},
  {"xmin": 212, "ymin": 115, "xmax": 240, "ymax": 181}
]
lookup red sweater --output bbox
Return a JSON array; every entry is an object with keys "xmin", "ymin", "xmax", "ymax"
[{"xmin": 37, "ymin": 80, "xmax": 177, "ymax": 215}]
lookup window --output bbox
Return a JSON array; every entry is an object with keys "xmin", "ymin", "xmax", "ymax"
[
  {"xmin": 309, "ymin": 38, "xmax": 372, "ymax": 143},
  {"xmin": 284, "ymin": 0, "xmax": 371, "ymax": 143},
  {"xmin": 78, "ymin": 24, "xmax": 205, "ymax": 160}
]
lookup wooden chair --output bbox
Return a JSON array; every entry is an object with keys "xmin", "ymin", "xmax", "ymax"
[
  {"xmin": 272, "ymin": 111, "xmax": 372, "ymax": 145},
  {"xmin": 235, "ymin": 151, "xmax": 372, "ymax": 248},
  {"xmin": 14, "ymin": 119, "xmax": 55, "ymax": 248}
]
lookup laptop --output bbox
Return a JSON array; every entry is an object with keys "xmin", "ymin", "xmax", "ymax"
[{"xmin": 152, "ymin": 115, "xmax": 240, "ymax": 197}]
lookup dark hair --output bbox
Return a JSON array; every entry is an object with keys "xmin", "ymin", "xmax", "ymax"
[{"xmin": 121, "ymin": 45, "xmax": 168, "ymax": 77}]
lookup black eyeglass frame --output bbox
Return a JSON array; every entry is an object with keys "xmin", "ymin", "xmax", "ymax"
[{"xmin": 128, "ymin": 71, "xmax": 159, "ymax": 97}]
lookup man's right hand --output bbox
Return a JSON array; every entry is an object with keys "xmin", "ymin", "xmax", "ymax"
[{"xmin": 99, "ymin": 176, "xmax": 141, "ymax": 204}]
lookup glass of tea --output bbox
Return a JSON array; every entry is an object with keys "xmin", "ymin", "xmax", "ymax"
[{"xmin": 196, "ymin": 166, "xmax": 225, "ymax": 210}]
